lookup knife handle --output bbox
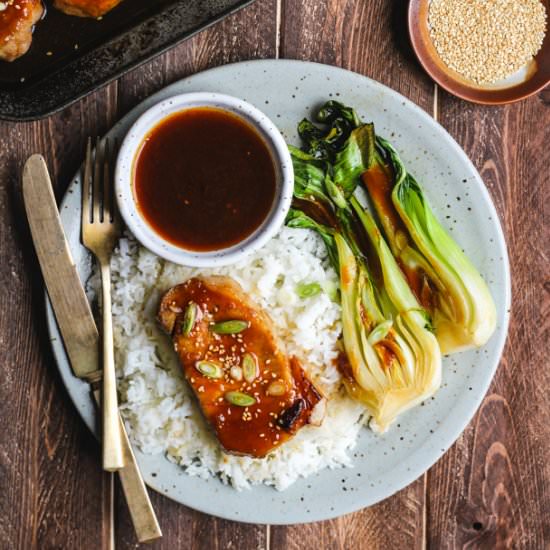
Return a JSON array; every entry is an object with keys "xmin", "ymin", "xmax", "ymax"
[{"xmin": 94, "ymin": 391, "xmax": 162, "ymax": 543}]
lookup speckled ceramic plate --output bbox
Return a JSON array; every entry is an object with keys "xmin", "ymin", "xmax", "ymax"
[{"xmin": 46, "ymin": 60, "xmax": 510, "ymax": 525}]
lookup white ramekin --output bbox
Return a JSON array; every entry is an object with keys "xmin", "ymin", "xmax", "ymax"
[{"xmin": 115, "ymin": 92, "xmax": 293, "ymax": 267}]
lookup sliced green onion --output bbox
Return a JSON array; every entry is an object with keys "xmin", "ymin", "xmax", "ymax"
[
  {"xmin": 181, "ymin": 301, "xmax": 198, "ymax": 336},
  {"xmin": 266, "ymin": 381, "xmax": 286, "ymax": 396},
  {"xmin": 195, "ymin": 360, "xmax": 223, "ymax": 379},
  {"xmin": 242, "ymin": 352, "xmax": 259, "ymax": 382},
  {"xmin": 296, "ymin": 281, "xmax": 322, "ymax": 299},
  {"xmin": 224, "ymin": 391, "xmax": 256, "ymax": 407},
  {"xmin": 211, "ymin": 320, "xmax": 250, "ymax": 334},
  {"xmin": 229, "ymin": 366, "xmax": 243, "ymax": 381}
]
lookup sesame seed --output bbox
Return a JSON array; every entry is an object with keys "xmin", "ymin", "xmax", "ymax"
[{"xmin": 428, "ymin": 0, "xmax": 547, "ymax": 84}]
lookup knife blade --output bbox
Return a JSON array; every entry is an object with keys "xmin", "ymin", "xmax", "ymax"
[{"xmin": 22, "ymin": 154, "xmax": 162, "ymax": 543}]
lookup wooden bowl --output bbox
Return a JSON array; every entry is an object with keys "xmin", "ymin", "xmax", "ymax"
[{"xmin": 409, "ymin": 0, "xmax": 550, "ymax": 105}]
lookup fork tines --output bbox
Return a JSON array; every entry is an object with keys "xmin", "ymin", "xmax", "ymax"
[{"xmin": 82, "ymin": 136, "xmax": 119, "ymax": 226}]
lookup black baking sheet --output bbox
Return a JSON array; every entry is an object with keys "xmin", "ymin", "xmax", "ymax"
[{"xmin": 0, "ymin": 0, "xmax": 254, "ymax": 121}]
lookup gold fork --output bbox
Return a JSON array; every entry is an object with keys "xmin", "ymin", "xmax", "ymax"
[{"xmin": 82, "ymin": 137, "xmax": 124, "ymax": 471}]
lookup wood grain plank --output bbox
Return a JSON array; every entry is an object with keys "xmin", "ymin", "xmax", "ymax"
[
  {"xmin": 0, "ymin": 85, "xmax": 119, "ymax": 549},
  {"xmin": 112, "ymin": 1, "xmax": 277, "ymax": 547},
  {"xmin": 271, "ymin": 479, "xmax": 426, "ymax": 550},
  {"xmin": 272, "ymin": 1, "xmax": 433, "ymax": 548},
  {"xmin": 427, "ymin": 90, "xmax": 550, "ymax": 549}
]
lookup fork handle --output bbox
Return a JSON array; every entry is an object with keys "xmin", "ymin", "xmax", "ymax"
[
  {"xmin": 100, "ymin": 259, "xmax": 125, "ymax": 471},
  {"xmin": 92, "ymin": 390, "xmax": 162, "ymax": 543}
]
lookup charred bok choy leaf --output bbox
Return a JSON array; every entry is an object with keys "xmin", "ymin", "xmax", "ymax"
[
  {"xmin": 297, "ymin": 101, "xmax": 372, "ymax": 197},
  {"xmin": 361, "ymin": 136, "xmax": 497, "ymax": 353}
]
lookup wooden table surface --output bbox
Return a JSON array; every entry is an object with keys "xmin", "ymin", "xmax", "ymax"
[{"xmin": 1, "ymin": 1, "xmax": 548, "ymax": 548}]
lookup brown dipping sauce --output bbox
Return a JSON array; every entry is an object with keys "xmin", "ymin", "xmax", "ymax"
[{"xmin": 133, "ymin": 107, "xmax": 277, "ymax": 252}]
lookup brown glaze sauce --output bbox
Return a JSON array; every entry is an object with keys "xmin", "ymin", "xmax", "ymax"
[
  {"xmin": 134, "ymin": 107, "xmax": 277, "ymax": 252},
  {"xmin": 361, "ymin": 165, "xmax": 405, "ymax": 248}
]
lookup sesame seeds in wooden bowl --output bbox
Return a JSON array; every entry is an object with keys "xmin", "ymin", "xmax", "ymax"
[{"xmin": 409, "ymin": 0, "xmax": 550, "ymax": 105}]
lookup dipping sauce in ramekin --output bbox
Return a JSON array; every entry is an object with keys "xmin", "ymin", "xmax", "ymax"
[
  {"xmin": 133, "ymin": 107, "xmax": 277, "ymax": 252},
  {"xmin": 116, "ymin": 93, "xmax": 293, "ymax": 267}
]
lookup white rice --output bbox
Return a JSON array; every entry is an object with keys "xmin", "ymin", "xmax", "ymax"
[{"xmin": 99, "ymin": 226, "xmax": 366, "ymax": 490}]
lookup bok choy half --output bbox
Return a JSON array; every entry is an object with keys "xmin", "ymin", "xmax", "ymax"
[
  {"xmin": 362, "ymin": 137, "xmax": 496, "ymax": 353},
  {"xmin": 295, "ymin": 101, "xmax": 496, "ymax": 354},
  {"xmin": 286, "ymin": 148, "xmax": 441, "ymax": 432}
]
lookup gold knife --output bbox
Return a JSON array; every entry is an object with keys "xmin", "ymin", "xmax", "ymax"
[{"xmin": 22, "ymin": 154, "xmax": 162, "ymax": 544}]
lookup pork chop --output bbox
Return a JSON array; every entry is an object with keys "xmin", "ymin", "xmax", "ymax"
[
  {"xmin": 158, "ymin": 276, "xmax": 325, "ymax": 458},
  {"xmin": 0, "ymin": 0, "xmax": 44, "ymax": 62}
]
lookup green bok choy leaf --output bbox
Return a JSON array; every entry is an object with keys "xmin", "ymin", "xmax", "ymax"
[{"xmin": 363, "ymin": 136, "xmax": 497, "ymax": 353}]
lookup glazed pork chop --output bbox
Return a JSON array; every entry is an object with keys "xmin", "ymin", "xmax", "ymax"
[
  {"xmin": 158, "ymin": 276, "xmax": 325, "ymax": 458},
  {"xmin": 53, "ymin": 0, "xmax": 122, "ymax": 18},
  {"xmin": 0, "ymin": 0, "xmax": 44, "ymax": 62}
]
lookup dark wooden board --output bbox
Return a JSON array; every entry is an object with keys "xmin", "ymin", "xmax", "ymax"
[{"xmin": 0, "ymin": 0, "xmax": 548, "ymax": 547}]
